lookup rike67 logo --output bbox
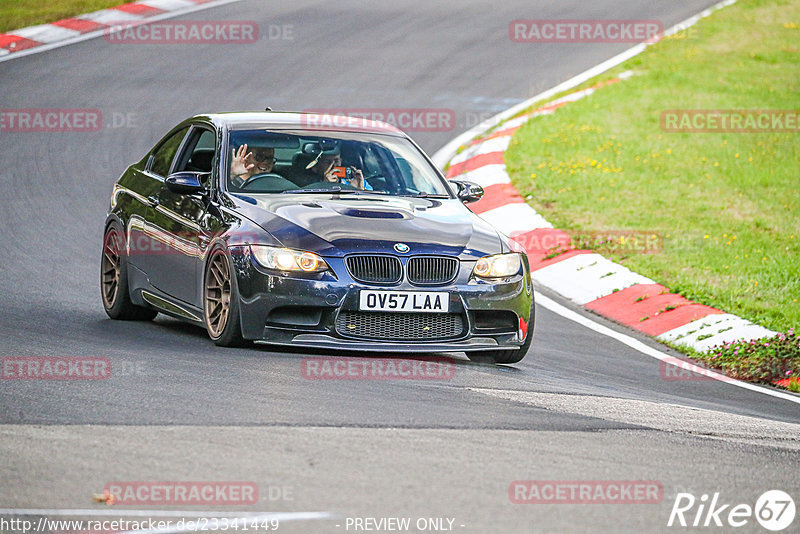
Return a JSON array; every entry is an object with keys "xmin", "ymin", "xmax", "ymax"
[{"xmin": 668, "ymin": 490, "xmax": 795, "ymax": 531}]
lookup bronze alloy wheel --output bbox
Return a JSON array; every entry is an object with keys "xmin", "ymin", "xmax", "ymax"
[
  {"xmin": 101, "ymin": 229, "xmax": 122, "ymax": 310},
  {"xmin": 205, "ymin": 252, "xmax": 232, "ymax": 338},
  {"xmin": 100, "ymin": 224, "xmax": 157, "ymax": 321}
]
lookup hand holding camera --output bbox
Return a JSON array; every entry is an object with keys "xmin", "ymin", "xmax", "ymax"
[{"xmin": 324, "ymin": 162, "xmax": 365, "ymax": 189}]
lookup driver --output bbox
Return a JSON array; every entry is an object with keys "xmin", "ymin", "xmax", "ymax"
[{"xmin": 229, "ymin": 144, "xmax": 279, "ymax": 188}]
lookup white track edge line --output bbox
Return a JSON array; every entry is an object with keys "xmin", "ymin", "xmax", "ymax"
[
  {"xmin": 534, "ymin": 291, "xmax": 800, "ymax": 405},
  {"xmin": 431, "ymin": 0, "xmax": 738, "ymax": 168},
  {"xmin": 0, "ymin": 0, "xmax": 247, "ymax": 63}
]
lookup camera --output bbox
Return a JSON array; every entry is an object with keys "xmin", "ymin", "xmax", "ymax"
[{"xmin": 331, "ymin": 166, "xmax": 353, "ymax": 181}]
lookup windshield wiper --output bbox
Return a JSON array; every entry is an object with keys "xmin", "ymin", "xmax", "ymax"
[
  {"xmin": 282, "ymin": 186, "xmax": 359, "ymax": 194},
  {"xmin": 283, "ymin": 188, "xmax": 392, "ymax": 196},
  {"xmin": 398, "ymin": 192, "xmax": 451, "ymax": 198}
]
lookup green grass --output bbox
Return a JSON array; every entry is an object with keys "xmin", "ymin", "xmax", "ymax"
[
  {"xmin": 0, "ymin": 0, "xmax": 125, "ymax": 34},
  {"xmin": 666, "ymin": 328, "xmax": 800, "ymax": 387},
  {"xmin": 505, "ymin": 0, "xmax": 800, "ymax": 333}
]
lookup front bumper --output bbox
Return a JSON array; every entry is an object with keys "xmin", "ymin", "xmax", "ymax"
[{"xmin": 230, "ymin": 247, "xmax": 533, "ymax": 353}]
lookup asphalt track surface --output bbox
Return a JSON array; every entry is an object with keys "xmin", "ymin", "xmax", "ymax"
[{"xmin": 0, "ymin": 1, "xmax": 798, "ymax": 532}]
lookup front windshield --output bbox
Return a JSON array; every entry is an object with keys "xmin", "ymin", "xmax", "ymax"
[{"xmin": 226, "ymin": 129, "xmax": 452, "ymax": 197}]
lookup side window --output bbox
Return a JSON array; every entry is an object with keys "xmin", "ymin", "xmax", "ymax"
[
  {"xmin": 174, "ymin": 127, "xmax": 217, "ymax": 188},
  {"xmin": 362, "ymin": 146, "xmax": 382, "ymax": 175},
  {"xmin": 150, "ymin": 127, "xmax": 190, "ymax": 177}
]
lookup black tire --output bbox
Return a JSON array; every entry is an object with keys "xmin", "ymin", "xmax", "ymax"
[
  {"xmin": 203, "ymin": 248, "xmax": 246, "ymax": 347},
  {"xmin": 101, "ymin": 223, "xmax": 158, "ymax": 321},
  {"xmin": 467, "ymin": 298, "xmax": 535, "ymax": 365}
]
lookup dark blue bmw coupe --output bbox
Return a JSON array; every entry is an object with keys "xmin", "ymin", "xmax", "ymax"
[{"xmin": 101, "ymin": 112, "xmax": 534, "ymax": 363}]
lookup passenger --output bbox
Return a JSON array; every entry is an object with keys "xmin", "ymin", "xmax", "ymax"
[
  {"xmin": 300, "ymin": 150, "xmax": 372, "ymax": 190},
  {"xmin": 230, "ymin": 144, "xmax": 278, "ymax": 188}
]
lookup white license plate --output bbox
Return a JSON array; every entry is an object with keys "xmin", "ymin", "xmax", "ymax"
[{"xmin": 359, "ymin": 290, "xmax": 449, "ymax": 313}]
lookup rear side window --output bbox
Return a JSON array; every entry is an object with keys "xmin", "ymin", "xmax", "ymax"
[{"xmin": 150, "ymin": 127, "xmax": 189, "ymax": 177}]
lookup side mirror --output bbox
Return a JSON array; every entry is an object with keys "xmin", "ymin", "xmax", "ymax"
[
  {"xmin": 165, "ymin": 171, "xmax": 208, "ymax": 195},
  {"xmin": 450, "ymin": 180, "xmax": 484, "ymax": 204}
]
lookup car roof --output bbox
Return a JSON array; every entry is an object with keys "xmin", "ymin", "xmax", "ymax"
[{"xmin": 196, "ymin": 112, "xmax": 408, "ymax": 137}]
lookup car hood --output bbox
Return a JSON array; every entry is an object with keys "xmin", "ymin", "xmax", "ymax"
[{"xmin": 230, "ymin": 193, "xmax": 504, "ymax": 259}]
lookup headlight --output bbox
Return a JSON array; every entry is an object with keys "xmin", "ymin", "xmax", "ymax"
[
  {"xmin": 251, "ymin": 245, "xmax": 328, "ymax": 273},
  {"xmin": 472, "ymin": 253, "xmax": 522, "ymax": 278}
]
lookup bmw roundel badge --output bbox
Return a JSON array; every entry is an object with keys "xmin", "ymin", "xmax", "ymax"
[{"xmin": 394, "ymin": 243, "xmax": 410, "ymax": 253}]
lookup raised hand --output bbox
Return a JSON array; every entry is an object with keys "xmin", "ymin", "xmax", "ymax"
[
  {"xmin": 231, "ymin": 144, "xmax": 254, "ymax": 177},
  {"xmin": 322, "ymin": 159, "xmax": 339, "ymax": 183}
]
